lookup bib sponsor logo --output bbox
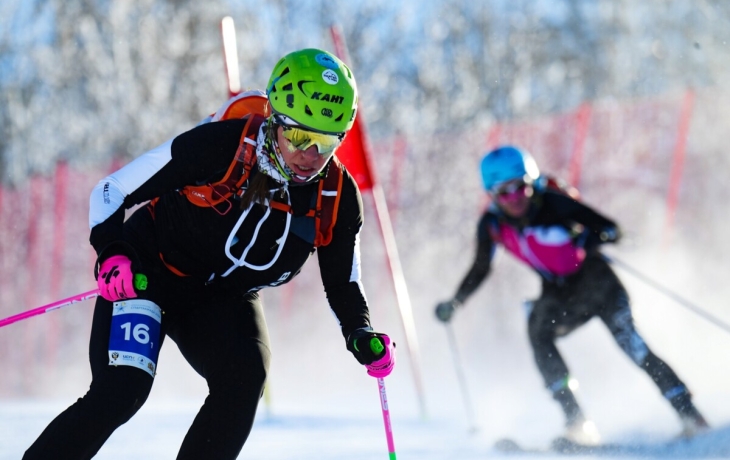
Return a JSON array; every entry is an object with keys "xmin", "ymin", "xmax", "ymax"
[{"xmin": 108, "ymin": 299, "xmax": 162, "ymax": 378}]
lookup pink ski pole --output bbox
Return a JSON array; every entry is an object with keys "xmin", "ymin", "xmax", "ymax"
[
  {"xmin": 377, "ymin": 377, "xmax": 397, "ymax": 459},
  {"xmin": 370, "ymin": 338, "xmax": 397, "ymax": 459},
  {"xmin": 0, "ymin": 289, "xmax": 100, "ymax": 328},
  {"xmin": 0, "ymin": 274, "xmax": 149, "ymax": 329}
]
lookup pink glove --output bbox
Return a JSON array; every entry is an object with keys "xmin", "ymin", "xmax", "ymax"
[
  {"xmin": 365, "ymin": 335, "xmax": 396, "ymax": 378},
  {"xmin": 97, "ymin": 255, "xmax": 137, "ymax": 301}
]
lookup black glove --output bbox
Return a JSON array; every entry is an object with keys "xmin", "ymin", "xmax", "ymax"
[
  {"xmin": 346, "ymin": 328, "xmax": 391, "ymax": 365},
  {"xmin": 435, "ymin": 299, "xmax": 462, "ymax": 323}
]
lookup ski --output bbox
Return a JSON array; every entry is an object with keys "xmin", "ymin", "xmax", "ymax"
[
  {"xmin": 495, "ymin": 433, "xmax": 714, "ymax": 456},
  {"xmin": 495, "ymin": 437, "xmax": 630, "ymax": 455},
  {"xmin": 494, "ymin": 437, "xmax": 549, "ymax": 454}
]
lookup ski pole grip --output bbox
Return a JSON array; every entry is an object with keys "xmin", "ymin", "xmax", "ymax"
[
  {"xmin": 134, "ymin": 273, "xmax": 148, "ymax": 291},
  {"xmin": 370, "ymin": 337, "xmax": 385, "ymax": 356}
]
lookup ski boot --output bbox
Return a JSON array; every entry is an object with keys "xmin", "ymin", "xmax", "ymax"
[
  {"xmin": 670, "ymin": 390, "xmax": 709, "ymax": 438},
  {"xmin": 552, "ymin": 383, "xmax": 601, "ymax": 446},
  {"xmin": 563, "ymin": 412, "xmax": 601, "ymax": 446}
]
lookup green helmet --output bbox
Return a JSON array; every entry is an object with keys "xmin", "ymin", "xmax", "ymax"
[{"xmin": 266, "ymin": 48, "xmax": 358, "ymax": 134}]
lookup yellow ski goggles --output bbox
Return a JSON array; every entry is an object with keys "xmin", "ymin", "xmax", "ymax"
[{"xmin": 276, "ymin": 115, "xmax": 345, "ymax": 155}]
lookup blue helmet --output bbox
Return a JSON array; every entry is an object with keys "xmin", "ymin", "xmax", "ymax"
[{"xmin": 480, "ymin": 146, "xmax": 540, "ymax": 191}]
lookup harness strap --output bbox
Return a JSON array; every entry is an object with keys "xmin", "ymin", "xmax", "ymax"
[
  {"xmin": 146, "ymin": 197, "xmax": 159, "ymax": 220},
  {"xmin": 269, "ymin": 200, "xmax": 292, "ymax": 213},
  {"xmin": 159, "ymin": 253, "xmax": 190, "ymax": 277},
  {"xmin": 314, "ymin": 158, "xmax": 344, "ymax": 246},
  {"xmin": 182, "ymin": 114, "xmax": 264, "ymax": 208}
]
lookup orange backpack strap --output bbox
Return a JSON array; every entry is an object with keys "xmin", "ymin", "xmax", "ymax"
[
  {"xmin": 181, "ymin": 113, "xmax": 265, "ymax": 208},
  {"xmin": 159, "ymin": 252, "xmax": 191, "ymax": 277},
  {"xmin": 210, "ymin": 90, "xmax": 270, "ymax": 122},
  {"xmin": 313, "ymin": 158, "xmax": 344, "ymax": 247}
]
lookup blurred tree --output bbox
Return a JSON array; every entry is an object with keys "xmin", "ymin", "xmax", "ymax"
[
  {"xmin": 1, "ymin": 0, "xmax": 230, "ymax": 184},
  {"xmin": 1, "ymin": 0, "xmax": 729, "ymax": 183}
]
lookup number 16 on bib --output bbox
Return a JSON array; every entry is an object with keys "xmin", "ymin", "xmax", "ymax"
[{"xmin": 108, "ymin": 299, "xmax": 162, "ymax": 378}]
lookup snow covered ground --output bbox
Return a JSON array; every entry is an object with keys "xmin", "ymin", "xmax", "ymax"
[{"xmin": 3, "ymin": 399, "xmax": 730, "ymax": 459}]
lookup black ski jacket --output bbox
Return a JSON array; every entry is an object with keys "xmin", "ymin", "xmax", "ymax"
[
  {"xmin": 88, "ymin": 118, "xmax": 370, "ymax": 338},
  {"xmin": 454, "ymin": 189, "xmax": 619, "ymax": 303}
]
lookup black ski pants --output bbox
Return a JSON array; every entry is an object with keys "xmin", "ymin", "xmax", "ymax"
[
  {"xmin": 527, "ymin": 254, "xmax": 687, "ymax": 409},
  {"xmin": 23, "ymin": 273, "xmax": 271, "ymax": 460}
]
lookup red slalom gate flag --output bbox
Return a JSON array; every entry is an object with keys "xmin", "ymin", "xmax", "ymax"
[
  {"xmin": 337, "ymin": 114, "xmax": 374, "ymax": 192},
  {"xmin": 328, "ymin": 24, "xmax": 375, "ymax": 193}
]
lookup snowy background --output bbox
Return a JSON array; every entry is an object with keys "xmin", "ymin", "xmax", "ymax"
[{"xmin": 2, "ymin": 1, "xmax": 730, "ymax": 459}]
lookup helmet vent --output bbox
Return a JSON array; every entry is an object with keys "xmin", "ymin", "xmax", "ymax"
[
  {"xmin": 305, "ymin": 105, "xmax": 313, "ymax": 116},
  {"xmin": 335, "ymin": 113, "xmax": 343, "ymax": 122},
  {"xmin": 282, "ymin": 83, "xmax": 293, "ymax": 91},
  {"xmin": 286, "ymin": 94, "xmax": 294, "ymax": 108}
]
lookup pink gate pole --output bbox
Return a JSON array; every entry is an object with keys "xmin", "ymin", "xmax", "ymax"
[
  {"xmin": 0, "ymin": 289, "xmax": 99, "ymax": 329},
  {"xmin": 663, "ymin": 89, "xmax": 695, "ymax": 246}
]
